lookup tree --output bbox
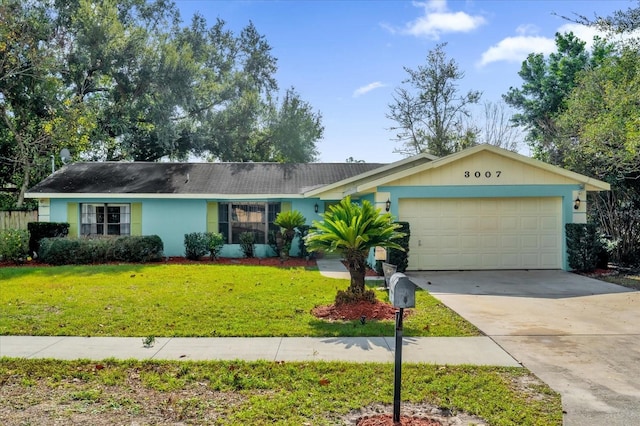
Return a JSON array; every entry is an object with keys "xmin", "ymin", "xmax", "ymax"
[
  {"xmin": 387, "ymin": 43, "xmax": 481, "ymax": 157},
  {"xmin": 1, "ymin": 0, "xmax": 324, "ymax": 207},
  {"xmin": 0, "ymin": 0, "xmax": 94, "ymax": 207},
  {"xmin": 503, "ymin": 32, "xmax": 612, "ymax": 161},
  {"xmin": 266, "ymin": 88, "xmax": 323, "ymax": 163},
  {"xmin": 555, "ymin": 47, "xmax": 640, "ymax": 264},
  {"xmin": 305, "ymin": 197, "xmax": 404, "ymax": 303},
  {"xmin": 567, "ymin": 0, "xmax": 640, "ymax": 34},
  {"xmin": 479, "ymin": 101, "xmax": 522, "ymax": 151}
]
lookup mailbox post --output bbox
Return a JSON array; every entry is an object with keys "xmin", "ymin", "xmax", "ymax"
[{"xmin": 388, "ymin": 273, "xmax": 416, "ymax": 423}]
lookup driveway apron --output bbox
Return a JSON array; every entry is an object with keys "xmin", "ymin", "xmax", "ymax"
[{"xmin": 408, "ymin": 270, "xmax": 640, "ymax": 426}]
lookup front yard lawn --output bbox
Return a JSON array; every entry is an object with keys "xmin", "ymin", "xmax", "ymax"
[
  {"xmin": 0, "ymin": 358, "xmax": 562, "ymax": 425},
  {"xmin": 0, "ymin": 264, "xmax": 479, "ymax": 337}
]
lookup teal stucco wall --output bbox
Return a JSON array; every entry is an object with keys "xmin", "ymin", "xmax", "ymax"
[{"xmin": 48, "ymin": 197, "xmax": 324, "ymax": 258}]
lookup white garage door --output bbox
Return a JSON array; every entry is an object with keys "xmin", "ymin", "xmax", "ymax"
[{"xmin": 399, "ymin": 198, "xmax": 562, "ymax": 270}]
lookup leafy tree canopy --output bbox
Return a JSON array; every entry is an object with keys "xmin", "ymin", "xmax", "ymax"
[
  {"xmin": 503, "ymin": 32, "xmax": 613, "ymax": 162},
  {"xmin": 1, "ymin": 0, "xmax": 324, "ymax": 207}
]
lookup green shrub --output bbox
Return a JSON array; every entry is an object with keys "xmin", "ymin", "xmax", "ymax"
[
  {"xmin": 206, "ymin": 232, "xmax": 224, "ymax": 259},
  {"xmin": 297, "ymin": 225, "xmax": 312, "ymax": 259},
  {"xmin": 0, "ymin": 229, "xmax": 30, "ymax": 263},
  {"xmin": 566, "ymin": 223, "xmax": 602, "ymax": 272},
  {"xmin": 39, "ymin": 238, "xmax": 81, "ymax": 265},
  {"xmin": 111, "ymin": 235, "xmax": 163, "ymax": 262},
  {"xmin": 40, "ymin": 235, "xmax": 163, "ymax": 265},
  {"xmin": 375, "ymin": 221, "xmax": 410, "ymax": 274},
  {"xmin": 184, "ymin": 232, "xmax": 209, "ymax": 260},
  {"xmin": 239, "ymin": 232, "xmax": 255, "ymax": 258},
  {"xmin": 268, "ymin": 230, "xmax": 281, "ymax": 257},
  {"xmin": 28, "ymin": 222, "xmax": 69, "ymax": 256},
  {"xmin": 184, "ymin": 232, "xmax": 225, "ymax": 260},
  {"xmin": 274, "ymin": 210, "xmax": 306, "ymax": 259}
]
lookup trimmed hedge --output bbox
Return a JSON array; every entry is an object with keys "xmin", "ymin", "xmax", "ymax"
[
  {"xmin": 566, "ymin": 223, "xmax": 602, "ymax": 272},
  {"xmin": 39, "ymin": 235, "xmax": 164, "ymax": 265},
  {"xmin": 27, "ymin": 222, "xmax": 69, "ymax": 256}
]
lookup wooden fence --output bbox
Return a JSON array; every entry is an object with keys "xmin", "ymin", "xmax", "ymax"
[{"xmin": 0, "ymin": 210, "xmax": 38, "ymax": 230}]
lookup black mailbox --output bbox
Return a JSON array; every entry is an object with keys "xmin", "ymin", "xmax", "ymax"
[{"xmin": 388, "ymin": 273, "xmax": 416, "ymax": 308}]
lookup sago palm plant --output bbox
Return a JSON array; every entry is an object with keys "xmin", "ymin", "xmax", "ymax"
[
  {"xmin": 305, "ymin": 196, "xmax": 405, "ymax": 302},
  {"xmin": 274, "ymin": 210, "xmax": 306, "ymax": 258}
]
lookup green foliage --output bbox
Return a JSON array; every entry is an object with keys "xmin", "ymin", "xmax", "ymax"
[
  {"xmin": 503, "ymin": 32, "xmax": 613, "ymax": 159},
  {"xmin": 387, "ymin": 42, "xmax": 481, "ymax": 156},
  {"xmin": 274, "ymin": 210, "xmax": 306, "ymax": 258},
  {"xmin": 142, "ymin": 336, "xmax": 156, "ymax": 348},
  {"xmin": 111, "ymin": 236, "xmax": 164, "ymax": 263},
  {"xmin": 184, "ymin": 232, "xmax": 225, "ymax": 260},
  {"xmin": 556, "ymin": 47, "xmax": 640, "ymax": 181},
  {"xmin": 306, "ymin": 196, "xmax": 404, "ymax": 300},
  {"xmin": 334, "ymin": 288, "xmax": 377, "ymax": 306},
  {"xmin": 554, "ymin": 47, "xmax": 640, "ymax": 266},
  {"xmin": 206, "ymin": 232, "xmax": 224, "ymax": 260},
  {"xmin": 267, "ymin": 230, "xmax": 281, "ymax": 257},
  {"xmin": 565, "ymin": 223, "xmax": 602, "ymax": 272},
  {"xmin": 267, "ymin": 87, "xmax": 323, "ymax": 162},
  {"xmin": 375, "ymin": 221, "xmax": 411, "ymax": 274},
  {"xmin": 297, "ymin": 225, "xmax": 313, "ymax": 259},
  {"xmin": 184, "ymin": 232, "xmax": 209, "ymax": 260},
  {"xmin": 2, "ymin": 1, "xmax": 323, "ymax": 207},
  {"xmin": 39, "ymin": 236, "xmax": 163, "ymax": 265},
  {"xmin": 0, "ymin": 229, "xmax": 29, "ymax": 263},
  {"xmin": 27, "ymin": 222, "xmax": 69, "ymax": 255},
  {"xmin": 239, "ymin": 232, "xmax": 255, "ymax": 258}
]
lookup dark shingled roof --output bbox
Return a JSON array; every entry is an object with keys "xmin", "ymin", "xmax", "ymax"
[{"xmin": 27, "ymin": 162, "xmax": 386, "ymax": 195}]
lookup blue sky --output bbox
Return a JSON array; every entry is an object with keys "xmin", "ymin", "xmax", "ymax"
[{"xmin": 174, "ymin": 0, "xmax": 634, "ymax": 163}]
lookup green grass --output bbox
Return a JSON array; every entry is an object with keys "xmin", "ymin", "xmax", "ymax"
[
  {"xmin": 0, "ymin": 264, "xmax": 479, "ymax": 337},
  {"xmin": 0, "ymin": 358, "xmax": 562, "ymax": 425},
  {"xmin": 600, "ymin": 273, "xmax": 640, "ymax": 290}
]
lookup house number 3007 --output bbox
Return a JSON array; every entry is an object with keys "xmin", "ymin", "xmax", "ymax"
[{"xmin": 464, "ymin": 170, "xmax": 502, "ymax": 178}]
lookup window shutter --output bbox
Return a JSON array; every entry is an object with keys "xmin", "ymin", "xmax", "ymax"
[
  {"xmin": 67, "ymin": 203, "xmax": 78, "ymax": 238},
  {"xmin": 207, "ymin": 202, "xmax": 218, "ymax": 233},
  {"xmin": 131, "ymin": 203, "xmax": 142, "ymax": 236}
]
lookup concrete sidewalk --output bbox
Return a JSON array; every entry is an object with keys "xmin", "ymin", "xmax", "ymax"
[
  {"xmin": 0, "ymin": 335, "xmax": 520, "ymax": 366},
  {"xmin": 0, "ymin": 257, "xmax": 520, "ymax": 367}
]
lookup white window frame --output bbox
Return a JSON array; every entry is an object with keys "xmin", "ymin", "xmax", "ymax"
[{"xmin": 81, "ymin": 203, "xmax": 131, "ymax": 236}]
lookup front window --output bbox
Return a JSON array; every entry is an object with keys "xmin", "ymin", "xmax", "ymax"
[
  {"xmin": 81, "ymin": 204, "xmax": 131, "ymax": 236},
  {"xmin": 218, "ymin": 202, "xmax": 281, "ymax": 244}
]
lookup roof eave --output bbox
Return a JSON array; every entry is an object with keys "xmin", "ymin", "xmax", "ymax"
[
  {"xmin": 303, "ymin": 152, "xmax": 437, "ymax": 198},
  {"xmin": 25, "ymin": 193, "xmax": 306, "ymax": 200}
]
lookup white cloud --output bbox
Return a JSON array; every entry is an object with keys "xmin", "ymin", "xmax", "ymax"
[
  {"xmin": 390, "ymin": 0, "xmax": 486, "ymax": 40},
  {"xmin": 478, "ymin": 21, "xmax": 640, "ymax": 68},
  {"xmin": 478, "ymin": 35, "xmax": 556, "ymax": 66},
  {"xmin": 353, "ymin": 81, "xmax": 385, "ymax": 98}
]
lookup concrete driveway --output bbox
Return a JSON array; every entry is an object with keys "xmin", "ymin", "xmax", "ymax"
[{"xmin": 407, "ymin": 270, "xmax": 640, "ymax": 426}]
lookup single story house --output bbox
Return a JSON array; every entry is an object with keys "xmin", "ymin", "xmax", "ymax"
[{"xmin": 26, "ymin": 144, "xmax": 610, "ymax": 271}]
